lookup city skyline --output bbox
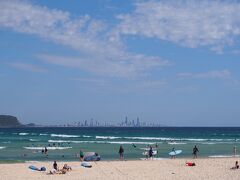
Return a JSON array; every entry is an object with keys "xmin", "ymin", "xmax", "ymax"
[
  {"xmin": 1, "ymin": 0, "xmax": 240, "ymax": 126},
  {"xmin": 42, "ymin": 116, "xmax": 164, "ymax": 127}
]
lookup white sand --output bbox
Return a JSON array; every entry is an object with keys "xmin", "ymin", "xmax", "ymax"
[{"xmin": 0, "ymin": 158, "xmax": 240, "ymax": 180}]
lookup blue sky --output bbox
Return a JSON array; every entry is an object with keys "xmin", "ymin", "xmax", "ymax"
[{"xmin": 1, "ymin": 0, "xmax": 240, "ymax": 126}]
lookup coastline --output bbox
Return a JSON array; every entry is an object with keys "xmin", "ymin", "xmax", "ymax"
[{"xmin": 0, "ymin": 158, "xmax": 240, "ymax": 180}]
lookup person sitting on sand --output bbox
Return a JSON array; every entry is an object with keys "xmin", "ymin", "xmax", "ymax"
[
  {"xmin": 49, "ymin": 168, "xmax": 67, "ymax": 175},
  {"xmin": 231, "ymin": 161, "xmax": 239, "ymax": 170},
  {"xmin": 49, "ymin": 162, "xmax": 68, "ymax": 175},
  {"xmin": 53, "ymin": 161, "xmax": 58, "ymax": 170},
  {"xmin": 63, "ymin": 164, "xmax": 72, "ymax": 171}
]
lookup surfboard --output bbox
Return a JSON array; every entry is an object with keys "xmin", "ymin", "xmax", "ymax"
[
  {"xmin": 81, "ymin": 162, "xmax": 92, "ymax": 168},
  {"xmin": 29, "ymin": 165, "xmax": 39, "ymax": 171},
  {"xmin": 169, "ymin": 150, "xmax": 182, "ymax": 156},
  {"xmin": 142, "ymin": 150, "xmax": 157, "ymax": 156},
  {"xmin": 28, "ymin": 165, "xmax": 46, "ymax": 171}
]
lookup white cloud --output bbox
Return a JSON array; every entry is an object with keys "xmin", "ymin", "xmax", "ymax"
[
  {"xmin": 7, "ymin": 62, "xmax": 48, "ymax": 73},
  {"xmin": 116, "ymin": 0, "xmax": 240, "ymax": 51},
  {"xmin": 177, "ymin": 70, "xmax": 231, "ymax": 79},
  {"xmin": 38, "ymin": 53, "xmax": 169, "ymax": 78},
  {"xmin": 0, "ymin": 0, "xmax": 169, "ymax": 78}
]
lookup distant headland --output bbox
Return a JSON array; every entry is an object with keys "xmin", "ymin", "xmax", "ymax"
[{"xmin": 0, "ymin": 115, "xmax": 35, "ymax": 127}]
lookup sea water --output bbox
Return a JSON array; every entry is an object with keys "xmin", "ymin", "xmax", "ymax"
[{"xmin": 0, "ymin": 127, "xmax": 239, "ymax": 162}]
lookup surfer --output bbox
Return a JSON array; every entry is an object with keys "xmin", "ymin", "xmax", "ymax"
[
  {"xmin": 44, "ymin": 147, "xmax": 48, "ymax": 154},
  {"xmin": 192, "ymin": 145, "xmax": 199, "ymax": 159},
  {"xmin": 119, "ymin": 145, "xmax": 124, "ymax": 160},
  {"xmin": 171, "ymin": 148, "xmax": 176, "ymax": 159},
  {"xmin": 149, "ymin": 146, "xmax": 153, "ymax": 158}
]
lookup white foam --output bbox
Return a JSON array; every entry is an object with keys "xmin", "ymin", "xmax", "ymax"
[
  {"xmin": 0, "ymin": 147, "xmax": 6, "ymax": 149},
  {"xmin": 51, "ymin": 134, "xmax": 80, "ymax": 138},
  {"xmin": 95, "ymin": 136, "xmax": 121, "ymax": 139},
  {"xmin": 39, "ymin": 133, "xmax": 48, "ymax": 136},
  {"xmin": 124, "ymin": 137, "xmax": 205, "ymax": 141},
  {"xmin": 201, "ymin": 142, "xmax": 216, "ymax": 145},
  {"xmin": 48, "ymin": 140, "xmax": 70, "ymax": 143},
  {"xmin": 48, "ymin": 140, "xmax": 156, "ymax": 145},
  {"xmin": 23, "ymin": 146, "xmax": 72, "ymax": 150},
  {"xmin": 209, "ymin": 155, "xmax": 240, "ymax": 158},
  {"xmin": 29, "ymin": 139, "xmax": 39, "ymax": 142},
  {"xmin": 82, "ymin": 135, "xmax": 92, "ymax": 138},
  {"xmin": 19, "ymin": 133, "xmax": 29, "ymax": 136},
  {"xmin": 168, "ymin": 142, "xmax": 186, "ymax": 145},
  {"xmin": 125, "ymin": 137, "xmax": 172, "ymax": 140},
  {"xmin": 107, "ymin": 141, "xmax": 156, "ymax": 145},
  {"xmin": 93, "ymin": 135, "xmax": 240, "ymax": 143}
]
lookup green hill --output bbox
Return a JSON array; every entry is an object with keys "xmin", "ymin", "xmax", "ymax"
[{"xmin": 0, "ymin": 115, "xmax": 22, "ymax": 127}]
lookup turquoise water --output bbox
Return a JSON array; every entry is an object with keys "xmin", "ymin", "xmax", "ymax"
[{"xmin": 0, "ymin": 127, "xmax": 239, "ymax": 162}]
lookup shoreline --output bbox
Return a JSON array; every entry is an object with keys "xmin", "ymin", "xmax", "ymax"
[{"xmin": 1, "ymin": 155, "xmax": 239, "ymax": 164}]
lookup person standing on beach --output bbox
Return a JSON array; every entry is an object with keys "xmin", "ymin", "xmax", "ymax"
[
  {"xmin": 119, "ymin": 145, "xmax": 124, "ymax": 160},
  {"xmin": 171, "ymin": 147, "xmax": 176, "ymax": 159},
  {"xmin": 80, "ymin": 149, "xmax": 84, "ymax": 162},
  {"xmin": 193, "ymin": 145, "xmax": 199, "ymax": 159}
]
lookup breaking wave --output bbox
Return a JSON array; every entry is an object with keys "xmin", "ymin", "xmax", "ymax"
[
  {"xmin": 19, "ymin": 133, "xmax": 29, "ymax": 136},
  {"xmin": 23, "ymin": 146, "xmax": 72, "ymax": 150},
  {"xmin": 51, "ymin": 134, "xmax": 80, "ymax": 138},
  {"xmin": 39, "ymin": 133, "xmax": 48, "ymax": 136},
  {"xmin": 48, "ymin": 139, "xmax": 156, "ymax": 145},
  {"xmin": 96, "ymin": 136, "xmax": 121, "ymax": 139}
]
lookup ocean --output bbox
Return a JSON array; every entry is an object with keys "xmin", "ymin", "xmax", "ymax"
[{"xmin": 0, "ymin": 127, "xmax": 239, "ymax": 163}]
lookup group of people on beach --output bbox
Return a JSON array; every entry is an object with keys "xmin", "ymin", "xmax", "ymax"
[
  {"xmin": 41, "ymin": 144, "xmax": 239, "ymax": 176},
  {"xmin": 49, "ymin": 161, "xmax": 72, "ymax": 175},
  {"xmin": 118, "ymin": 144, "xmax": 200, "ymax": 160}
]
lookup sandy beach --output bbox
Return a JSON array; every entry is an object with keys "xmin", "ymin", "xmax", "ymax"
[{"xmin": 0, "ymin": 158, "xmax": 239, "ymax": 180}]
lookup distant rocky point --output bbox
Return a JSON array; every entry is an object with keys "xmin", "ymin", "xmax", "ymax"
[{"xmin": 0, "ymin": 115, "xmax": 22, "ymax": 127}]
